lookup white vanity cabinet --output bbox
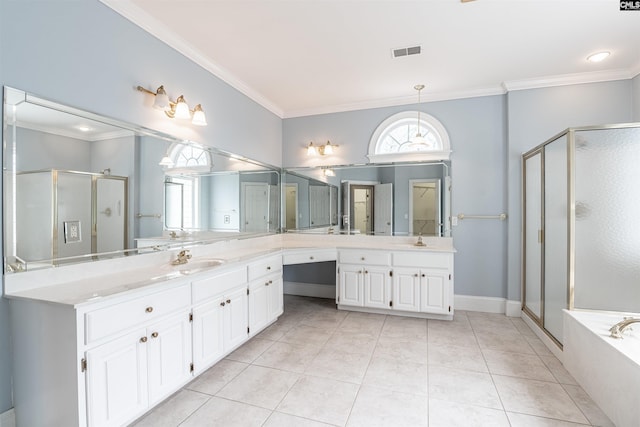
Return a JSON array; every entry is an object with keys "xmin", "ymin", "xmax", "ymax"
[
  {"xmin": 191, "ymin": 267, "xmax": 248, "ymax": 374},
  {"xmin": 85, "ymin": 310, "xmax": 192, "ymax": 427},
  {"xmin": 338, "ymin": 250, "xmax": 392, "ymax": 309},
  {"xmin": 337, "ymin": 248, "xmax": 454, "ymax": 319},
  {"xmin": 248, "ymin": 254, "xmax": 283, "ymax": 335}
]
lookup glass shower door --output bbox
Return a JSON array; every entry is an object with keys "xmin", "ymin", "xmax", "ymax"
[{"xmin": 523, "ymin": 151, "xmax": 543, "ymax": 322}]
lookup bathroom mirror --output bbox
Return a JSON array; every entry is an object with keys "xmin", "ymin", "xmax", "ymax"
[
  {"xmin": 282, "ymin": 171, "xmax": 338, "ymax": 231},
  {"xmin": 3, "ymin": 87, "xmax": 280, "ymax": 272},
  {"xmin": 284, "ymin": 162, "xmax": 451, "ymax": 236}
]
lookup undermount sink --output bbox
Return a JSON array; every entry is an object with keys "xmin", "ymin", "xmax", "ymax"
[{"xmin": 172, "ymin": 258, "xmax": 226, "ymax": 272}]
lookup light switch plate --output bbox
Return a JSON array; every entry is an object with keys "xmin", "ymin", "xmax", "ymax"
[{"xmin": 64, "ymin": 220, "xmax": 82, "ymax": 243}]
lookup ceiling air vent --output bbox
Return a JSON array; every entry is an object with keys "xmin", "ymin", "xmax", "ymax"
[{"xmin": 392, "ymin": 45, "xmax": 421, "ymax": 58}]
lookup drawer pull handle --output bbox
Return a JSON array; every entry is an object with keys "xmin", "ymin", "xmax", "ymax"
[
  {"xmin": 140, "ymin": 336, "xmax": 147, "ymax": 343},
  {"xmin": 151, "ymin": 332, "xmax": 159, "ymax": 338},
  {"xmin": 145, "ymin": 306, "xmax": 153, "ymax": 313},
  {"xmin": 226, "ymin": 299, "xmax": 231, "ymax": 304},
  {"xmin": 220, "ymin": 302, "xmax": 226, "ymax": 307}
]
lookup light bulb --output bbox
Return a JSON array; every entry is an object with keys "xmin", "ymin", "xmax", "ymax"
[
  {"xmin": 174, "ymin": 95, "xmax": 191, "ymax": 120},
  {"xmin": 191, "ymin": 104, "xmax": 207, "ymax": 126},
  {"xmin": 153, "ymin": 85, "xmax": 170, "ymax": 110},
  {"xmin": 307, "ymin": 142, "xmax": 317, "ymax": 156},
  {"xmin": 323, "ymin": 141, "xmax": 333, "ymax": 155}
]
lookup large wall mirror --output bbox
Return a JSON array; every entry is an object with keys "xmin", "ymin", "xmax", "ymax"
[
  {"xmin": 284, "ymin": 162, "xmax": 451, "ymax": 236},
  {"xmin": 3, "ymin": 87, "xmax": 280, "ymax": 273}
]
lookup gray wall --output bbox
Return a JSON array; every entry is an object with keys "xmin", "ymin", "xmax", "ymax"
[
  {"xmin": 0, "ymin": 0, "xmax": 281, "ymax": 413},
  {"xmin": 16, "ymin": 128, "xmax": 92, "ymax": 171},
  {"xmin": 284, "ymin": 95, "xmax": 508, "ymax": 298},
  {"xmin": 505, "ymin": 80, "xmax": 634, "ymax": 303}
]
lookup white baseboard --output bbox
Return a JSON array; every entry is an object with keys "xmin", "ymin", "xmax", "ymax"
[
  {"xmin": 454, "ymin": 294, "xmax": 521, "ymax": 316},
  {"xmin": 0, "ymin": 408, "xmax": 15, "ymax": 427},
  {"xmin": 284, "ymin": 281, "xmax": 336, "ymax": 299}
]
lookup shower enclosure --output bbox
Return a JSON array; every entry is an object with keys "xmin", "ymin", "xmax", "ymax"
[
  {"xmin": 14, "ymin": 169, "xmax": 128, "ymax": 266},
  {"xmin": 522, "ymin": 123, "xmax": 640, "ymax": 346}
]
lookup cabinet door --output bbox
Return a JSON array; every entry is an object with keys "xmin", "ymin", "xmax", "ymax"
[
  {"xmin": 192, "ymin": 300, "xmax": 225, "ymax": 374},
  {"xmin": 338, "ymin": 265, "xmax": 364, "ymax": 307},
  {"xmin": 392, "ymin": 268, "xmax": 421, "ymax": 312},
  {"xmin": 86, "ymin": 329, "xmax": 148, "ymax": 427},
  {"xmin": 224, "ymin": 287, "xmax": 249, "ymax": 350},
  {"xmin": 268, "ymin": 275, "xmax": 284, "ymax": 321},
  {"xmin": 147, "ymin": 312, "xmax": 193, "ymax": 405},
  {"xmin": 364, "ymin": 266, "xmax": 391, "ymax": 309},
  {"xmin": 249, "ymin": 280, "xmax": 270, "ymax": 334},
  {"xmin": 420, "ymin": 270, "xmax": 450, "ymax": 314}
]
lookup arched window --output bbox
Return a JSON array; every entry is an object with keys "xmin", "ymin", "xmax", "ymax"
[
  {"xmin": 166, "ymin": 141, "xmax": 212, "ymax": 174},
  {"xmin": 368, "ymin": 111, "xmax": 451, "ymax": 163}
]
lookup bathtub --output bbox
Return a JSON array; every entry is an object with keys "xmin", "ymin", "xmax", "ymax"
[{"xmin": 564, "ymin": 309, "xmax": 640, "ymax": 427}]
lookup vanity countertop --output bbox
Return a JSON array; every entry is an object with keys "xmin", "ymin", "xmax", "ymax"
[{"xmin": 4, "ymin": 234, "xmax": 454, "ymax": 307}]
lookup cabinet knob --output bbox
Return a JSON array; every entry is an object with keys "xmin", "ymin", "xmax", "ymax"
[
  {"xmin": 310, "ymin": 256, "xmax": 314, "ymax": 260},
  {"xmin": 421, "ymin": 274, "xmax": 425, "ymax": 277},
  {"xmin": 267, "ymin": 266, "xmax": 271, "ymax": 270},
  {"xmin": 358, "ymin": 270, "xmax": 362, "ymax": 274},
  {"xmin": 145, "ymin": 306, "xmax": 153, "ymax": 313},
  {"xmin": 220, "ymin": 302, "xmax": 226, "ymax": 307},
  {"xmin": 361, "ymin": 257, "xmax": 365, "ymax": 261},
  {"xmin": 414, "ymin": 273, "xmax": 419, "ymax": 277},
  {"xmin": 266, "ymin": 280, "xmax": 272, "ymax": 286},
  {"xmin": 226, "ymin": 299, "xmax": 231, "ymax": 304},
  {"xmin": 140, "ymin": 336, "xmax": 147, "ymax": 343},
  {"xmin": 151, "ymin": 332, "xmax": 159, "ymax": 338},
  {"xmin": 364, "ymin": 270, "xmax": 368, "ymax": 274}
]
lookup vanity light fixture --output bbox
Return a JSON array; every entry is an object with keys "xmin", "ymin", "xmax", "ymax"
[
  {"xmin": 587, "ymin": 51, "xmax": 610, "ymax": 63},
  {"xmin": 159, "ymin": 154, "xmax": 174, "ymax": 167},
  {"xmin": 408, "ymin": 84, "xmax": 431, "ymax": 148},
  {"xmin": 137, "ymin": 85, "xmax": 208, "ymax": 126},
  {"xmin": 307, "ymin": 140, "xmax": 338, "ymax": 156},
  {"xmin": 323, "ymin": 168, "xmax": 336, "ymax": 177}
]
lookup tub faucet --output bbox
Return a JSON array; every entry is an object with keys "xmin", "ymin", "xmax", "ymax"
[
  {"xmin": 172, "ymin": 249, "xmax": 192, "ymax": 265},
  {"xmin": 609, "ymin": 317, "xmax": 640, "ymax": 339}
]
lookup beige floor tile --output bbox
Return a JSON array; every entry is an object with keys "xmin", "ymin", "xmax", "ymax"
[
  {"xmin": 324, "ymin": 331, "xmax": 379, "ymax": 355},
  {"xmin": 373, "ymin": 336, "xmax": 429, "ymax": 364},
  {"xmin": 525, "ymin": 335, "xmax": 556, "ymax": 357},
  {"xmin": 428, "ymin": 365, "xmax": 503, "ymax": 409},
  {"xmin": 253, "ymin": 341, "xmax": 322, "ymax": 373},
  {"xmin": 540, "ymin": 355, "xmax": 578, "ymax": 385},
  {"xmin": 493, "ymin": 375, "xmax": 589, "ymax": 424},
  {"xmin": 561, "ymin": 384, "xmax": 615, "ymax": 427},
  {"xmin": 338, "ymin": 312, "xmax": 386, "ymax": 336},
  {"xmin": 180, "ymin": 396, "xmax": 271, "ymax": 427},
  {"xmin": 429, "ymin": 399, "xmax": 510, "ymax": 427},
  {"xmin": 483, "ymin": 349, "xmax": 556, "ymax": 382},
  {"xmin": 380, "ymin": 316, "xmax": 428, "ymax": 341},
  {"xmin": 511, "ymin": 317, "xmax": 539, "ymax": 338},
  {"xmin": 507, "ymin": 412, "xmax": 591, "ymax": 427},
  {"xmin": 225, "ymin": 337, "xmax": 275, "ymax": 363},
  {"xmin": 186, "ymin": 359, "xmax": 248, "ymax": 395},
  {"xmin": 428, "ymin": 326, "xmax": 480, "ymax": 348},
  {"xmin": 216, "ymin": 365, "xmax": 299, "ymax": 409},
  {"xmin": 427, "ymin": 342, "xmax": 489, "ymax": 372},
  {"xmin": 263, "ymin": 412, "xmax": 336, "ymax": 427},
  {"xmin": 300, "ymin": 308, "xmax": 348, "ymax": 330},
  {"xmin": 475, "ymin": 329, "xmax": 537, "ymax": 354},
  {"xmin": 346, "ymin": 385, "xmax": 428, "ymax": 427},
  {"xmin": 257, "ymin": 321, "xmax": 294, "ymax": 341},
  {"xmin": 469, "ymin": 312, "xmax": 520, "ymax": 334},
  {"xmin": 131, "ymin": 389, "xmax": 209, "ymax": 427},
  {"xmin": 363, "ymin": 355, "xmax": 428, "ymax": 395},
  {"xmin": 279, "ymin": 324, "xmax": 334, "ymax": 346},
  {"xmin": 305, "ymin": 347, "xmax": 372, "ymax": 384},
  {"xmin": 277, "ymin": 375, "xmax": 359, "ymax": 426}
]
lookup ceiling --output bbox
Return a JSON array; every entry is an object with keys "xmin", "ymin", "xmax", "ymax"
[{"xmin": 102, "ymin": 0, "xmax": 640, "ymax": 118}]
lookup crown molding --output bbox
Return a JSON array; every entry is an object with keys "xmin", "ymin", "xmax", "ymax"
[
  {"xmin": 502, "ymin": 68, "xmax": 635, "ymax": 92},
  {"xmin": 99, "ymin": 0, "xmax": 285, "ymax": 118},
  {"xmin": 283, "ymin": 85, "xmax": 506, "ymax": 119}
]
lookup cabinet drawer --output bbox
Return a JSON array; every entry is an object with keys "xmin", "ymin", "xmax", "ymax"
[
  {"xmin": 192, "ymin": 268, "xmax": 247, "ymax": 303},
  {"xmin": 283, "ymin": 249, "xmax": 336, "ymax": 265},
  {"xmin": 247, "ymin": 255, "xmax": 282, "ymax": 282},
  {"xmin": 392, "ymin": 251, "xmax": 451, "ymax": 269},
  {"xmin": 339, "ymin": 250, "xmax": 390, "ymax": 266},
  {"xmin": 85, "ymin": 283, "xmax": 190, "ymax": 344}
]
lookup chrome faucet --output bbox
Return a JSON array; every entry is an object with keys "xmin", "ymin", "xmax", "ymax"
[
  {"xmin": 172, "ymin": 249, "xmax": 192, "ymax": 265},
  {"xmin": 609, "ymin": 317, "xmax": 640, "ymax": 339}
]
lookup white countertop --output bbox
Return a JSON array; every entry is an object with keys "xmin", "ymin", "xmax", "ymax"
[{"xmin": 4, "ymin": 234, "xmax": 454, "ymax": 307}]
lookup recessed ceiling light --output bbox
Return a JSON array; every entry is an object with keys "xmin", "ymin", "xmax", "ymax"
[
  {"xmin": 587, "ymin": 51, "xmax": 610, "ymax": 63},
  {"xmin": 76, "ymin": 125, "xmax": 92, "ymax": 132}
]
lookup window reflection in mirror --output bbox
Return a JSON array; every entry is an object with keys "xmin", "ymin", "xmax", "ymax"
[
  {"xmin": 284, "ymin": 162, "xmax": 451, "ymax": 236},
  {"xmin": 3, "ymin": 86, "xmax": 280, "ymax": 273}
]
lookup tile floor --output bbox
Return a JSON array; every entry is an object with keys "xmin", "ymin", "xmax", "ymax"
[{"xmin": 132, "ymin": 295, "xmax": 613, "ymax": 427}]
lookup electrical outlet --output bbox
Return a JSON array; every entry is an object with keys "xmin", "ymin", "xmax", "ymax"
[{"xmin": 224, "ymin": 215, "xmax": 230, "ymax": 224}]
